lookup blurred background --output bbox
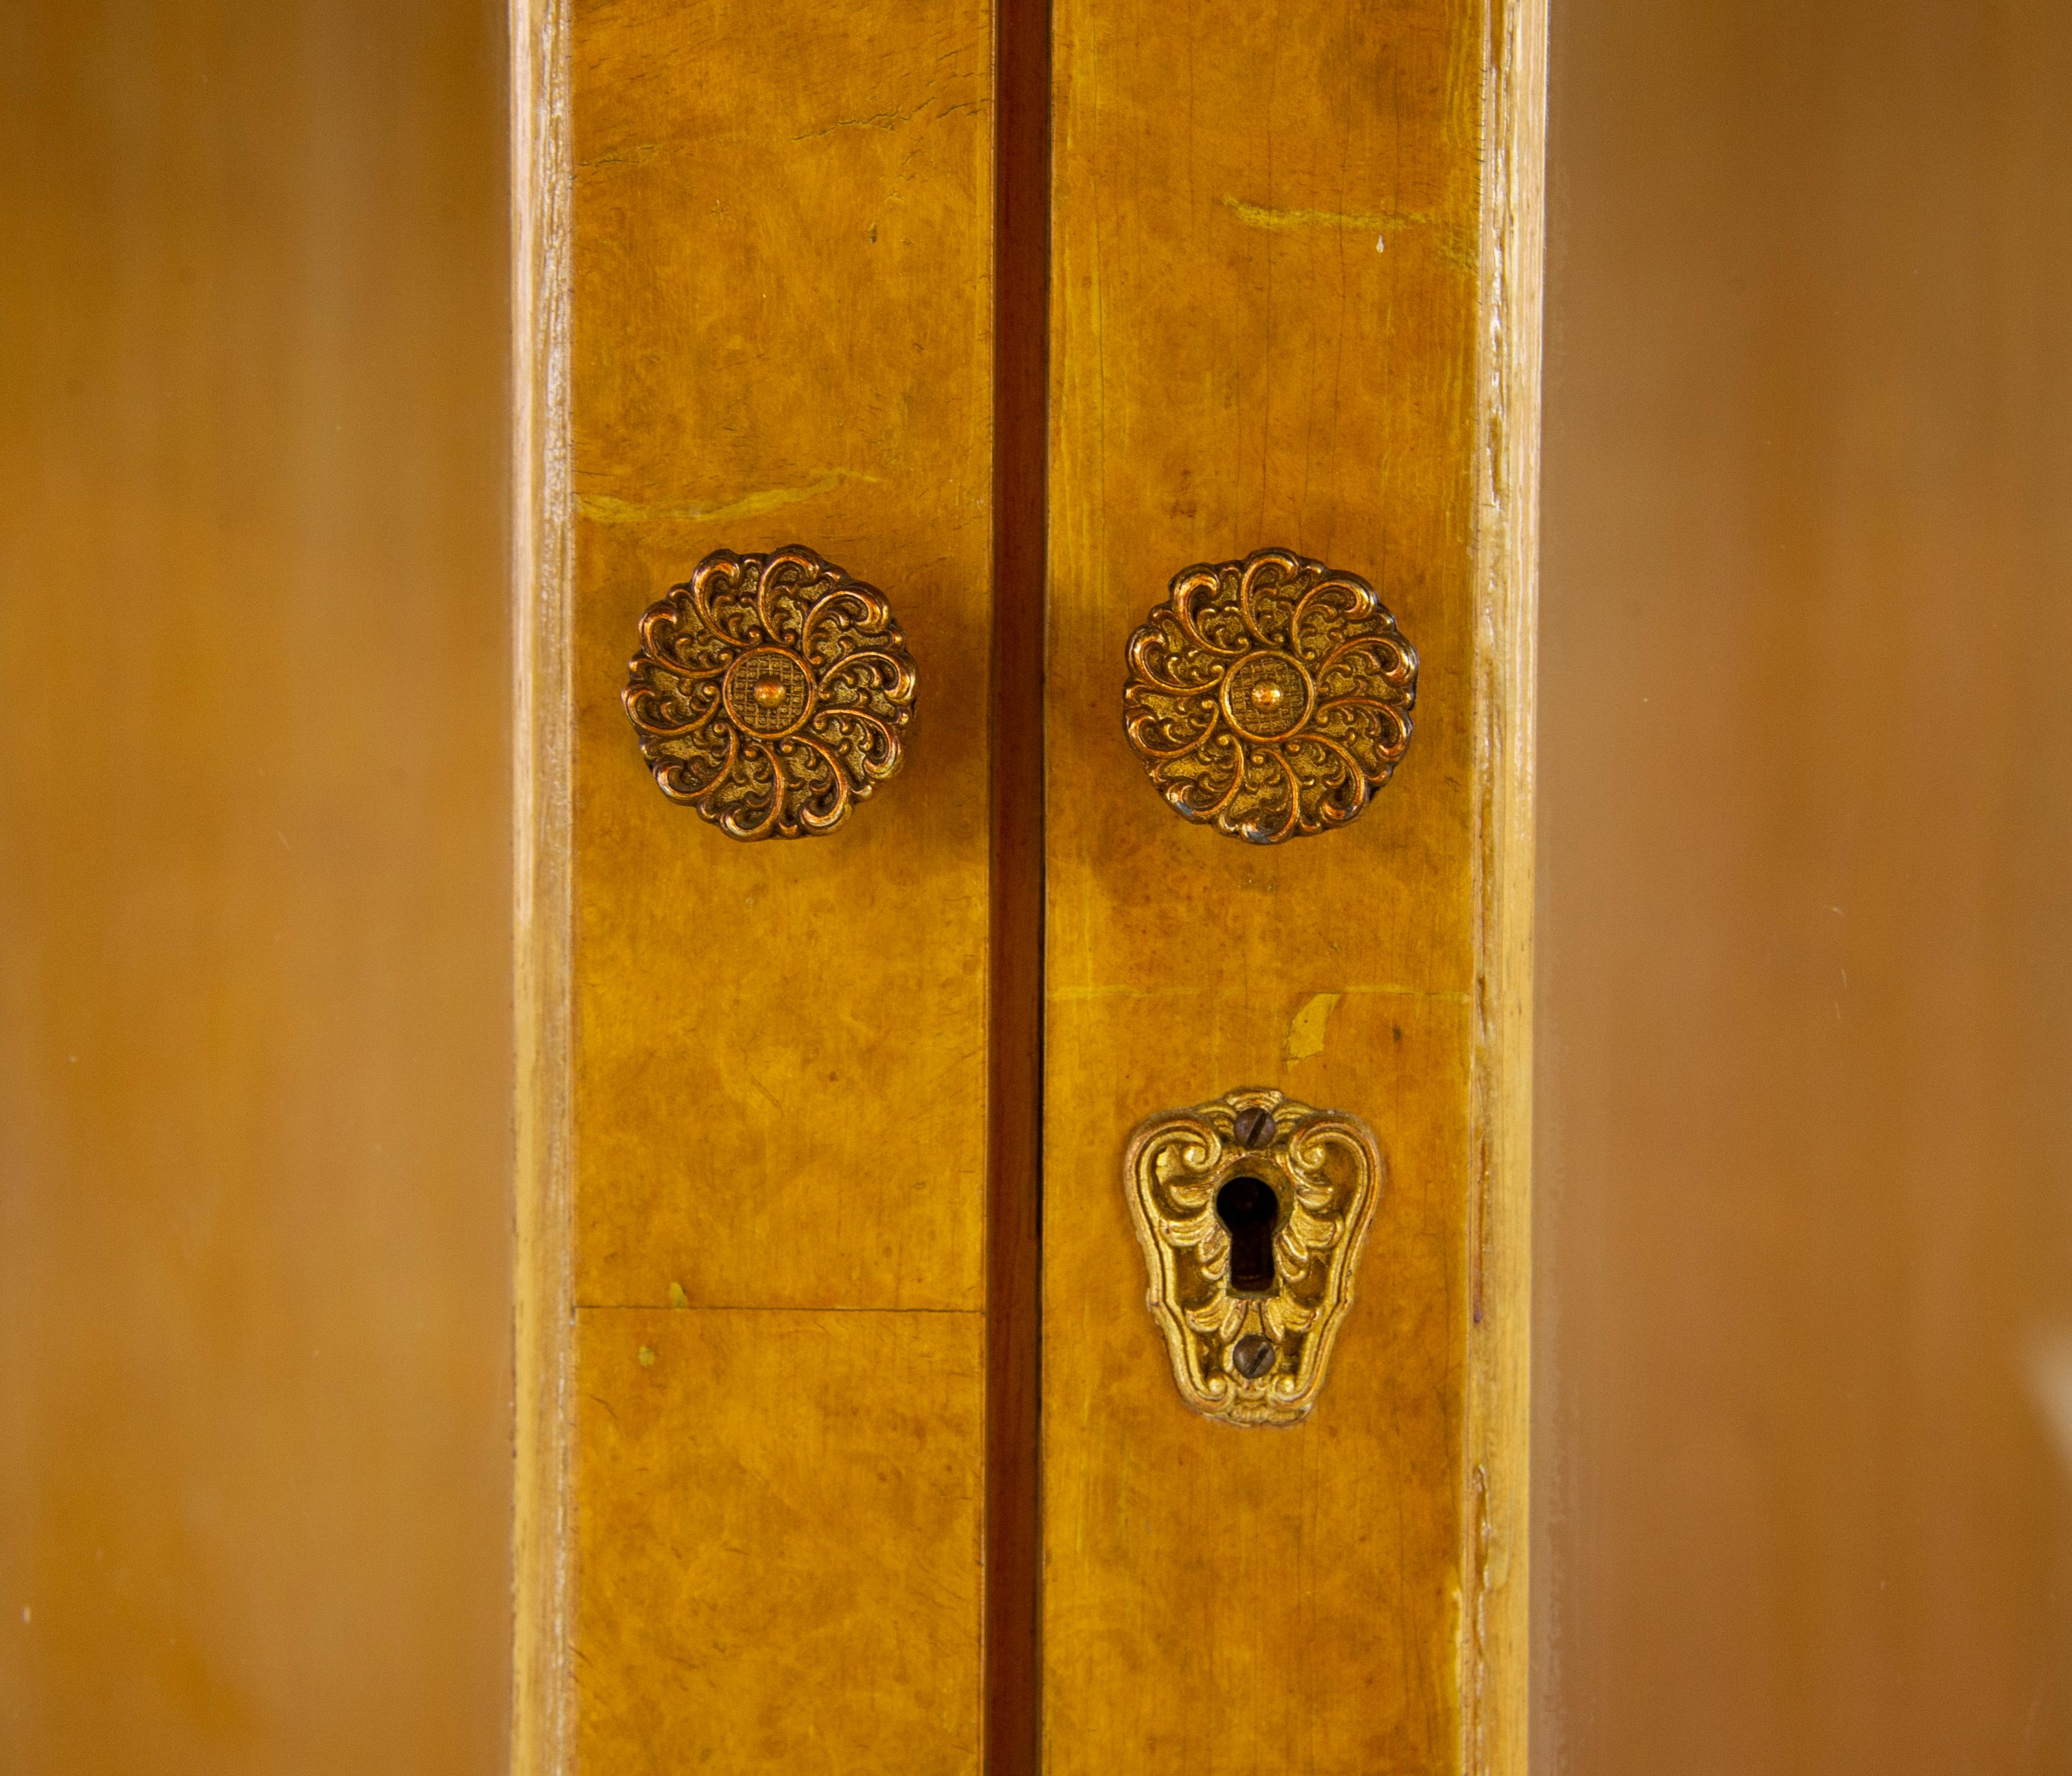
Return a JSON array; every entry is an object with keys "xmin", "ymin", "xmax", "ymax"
[
  {"xmin": 2, "ymin": 1, "xmax": 2068, "ymax": 1772},
  {"xmin": 0, "ymin": 3, "xmax": 513, "ymax": 1771},
  {"xmin": 1537, "ymin": 1, "xmax": 2072, "ymax": 1770}
]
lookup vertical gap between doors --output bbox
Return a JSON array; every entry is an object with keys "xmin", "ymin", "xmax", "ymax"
[{"xmin": 986, "ymin": 0, "xmax": 1050, "ymax": 1768}]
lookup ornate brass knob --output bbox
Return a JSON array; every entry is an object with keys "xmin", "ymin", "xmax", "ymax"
[
  {"xmin": 623, "ymin": 546, "xmax": 917, "ymax": 840},
  {"xmin": 1122, "ymin": 548, "xmax": 1417, "ymax": 844}
]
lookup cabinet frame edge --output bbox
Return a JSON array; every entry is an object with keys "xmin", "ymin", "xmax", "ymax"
[
  {"xmin": 512, "ymin": 1, "xmax": 576, "ymax": 1771},
  {"xmin": 1464, "ymin": 0, "xmax": 1547, "ymax": 1770}
]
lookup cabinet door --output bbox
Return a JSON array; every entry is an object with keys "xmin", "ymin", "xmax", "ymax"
[
  {"xmin": 1039, "ymin": 1, "xmax": 1536, "ymax": 1769},
  {"xmin": 513, "ymin": 1, "xmax": 1540, "ymax": 1770},
  {"xmin": 517, "ymin": 3, "xmax": 1002, "ymax": 1770}
]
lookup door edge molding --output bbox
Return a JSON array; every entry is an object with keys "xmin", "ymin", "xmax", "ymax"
[
  {"xmin": 1463, "ymin": 1, "xmax": 1548, "ymax": 1771},
  {"xmin": 511, "ymin": 1, "xmax": 577, "ymax": 1771}
]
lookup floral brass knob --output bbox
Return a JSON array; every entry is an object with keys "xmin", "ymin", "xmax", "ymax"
[
  {"xmin": 623, "ymin": 546, "xmax": 917, "ymax": 840},
  {"xmin": 1122, "ymin": 548, "xmax": 1417, "ymax": 844}
]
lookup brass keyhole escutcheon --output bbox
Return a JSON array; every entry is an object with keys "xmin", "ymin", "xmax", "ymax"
[
  {"xmin": 1123, "ymin": 1087, "xmax": 1383, "ymax": 1428},
  {"xmin": 1122, "ymin": 548, "xmax": 1418, "ymax": 844}
]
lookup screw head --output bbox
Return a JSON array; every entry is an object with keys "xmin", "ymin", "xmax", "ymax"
[
  {"xmin": 1232, "ymin": 1104, "xmax": 1276, "ymax": 1149},
  {"xmin": 1231, "ymin": 1333, "xmax": 1276, "ymax": 1380}
]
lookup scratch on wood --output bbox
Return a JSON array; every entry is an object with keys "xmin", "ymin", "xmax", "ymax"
[
  {"xmin": 795, "ymin": 106, "xmax": 916, "ymax": 140},
  {"xmin": 1221, "ymin": 194, "xmax": 1434, "ymax": 234},
  {"xmin": 576, "ymin": 141, "xmax": 672, "ymax": 170},
  {"xmin": 1048, "ymin": 981, "xmax": 1472, "ymax": 1005},
  {"xmin": 575, "ymin": 469, "xmax": 881, "ymax": 526}
]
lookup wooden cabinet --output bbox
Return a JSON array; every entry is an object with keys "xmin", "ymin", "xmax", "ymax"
[
  {"xmin": 513, "ymin": 2, "xmax": 1542, "ymax": 1769},
  {"xmin": 15, "ymin": 6, "xmax": 2072, "ymax": 1771}
]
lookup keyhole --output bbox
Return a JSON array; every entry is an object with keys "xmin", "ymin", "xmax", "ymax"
[{"xmin": 1215, "ymin": 1174, "xmax": 1280, "ymax": 1295}]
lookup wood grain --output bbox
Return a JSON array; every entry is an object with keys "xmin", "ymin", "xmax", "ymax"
[
  {"xmin": 1040, "ymin": 1, "xmax": 1540, "ymax": 1770},
  {"xmin": 575, "ymin": 1309, "xmax": 984, "ymax": 1774},
  {"xmin": 513, "ymin": 2, "xmax": 576, "ymax": 1773},
  {"xmin": 0, "ymin": 3, "xmax": 511, "ymax": 1770},
  {"xmin": 1465, "ymin": 5, "xmax": 1546, "ymax": 1773},
  {"xmin": 568, "ymin": 0, "xmax": 993, "ymax": 1316},
  {"xmin": 560, "ymin": 0, "xmax": 996, "ymax": 1765}
]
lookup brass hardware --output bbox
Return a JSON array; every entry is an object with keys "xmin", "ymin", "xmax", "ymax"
[
  {"xmin": 623, "ymin": 546, "xmax": 917, "ymax": 839},
  {"xmin": 1123, "ymin": 1086, "xmax": 1383, "ymax": 1428},
  {"xmin": 1122, "ymin": 548, "xmax": 1417, "ymax": 844}
]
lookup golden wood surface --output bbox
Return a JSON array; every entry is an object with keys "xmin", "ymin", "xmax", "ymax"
[
  {"xmin": 575, "ymin": 1310, "xmax": 983, "ymax": 1773},
  {"xmin": 560, "ymin": 0, "xmax": 995, "ymax": 1765},
  {"xmin": 1042, "ymin": 0, "xmax": 1538, "ymax": 1770},
  {"xmin": 0, "ymin": 3, "xmax": 511, "ymax": 1770}
]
